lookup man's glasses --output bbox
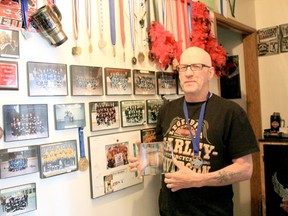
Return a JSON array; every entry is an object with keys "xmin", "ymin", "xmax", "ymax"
[{"xmin": 176, "ymin": 64, "xmax": 210, "ymax": 73}]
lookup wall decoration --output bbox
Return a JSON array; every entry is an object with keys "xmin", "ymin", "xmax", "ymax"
[
  {"xmin": 54, "ymin": 103, "xmax": 86, "ymax": 130},
  {"xmin": 89, "ymin": 101, "xmax": 120, "ymax": 132},
  {"xmin": 3, "ymin": 104, "xmax": 49, "ymax": 142},
  {"xmin": 220, "ymin": 55, "xmax": 241, "ymax": 99},
  {"xmin": 0, "ymin": 60, "xmax": 18, "ymax": 90},
  {"xmin": 27, "ymin": 61, "xmax": 68, "ymax": 96},
  {"xmin": 156, "ymin": 71, "xmax": 177, "ymax": 95},
  {"xmin": 257, "ymin": 26, "xmax": 280, "ymax": 56},
  {"xmin": 176, "ymin": 74, "xmax": 184, "ymax": 95},
  {"xmin": 0, "ymin": 145, "xmax": 39, "ymax": 179},
  {"xmin": 104, "ymin": 68, "xmax": 132, "ymax": 95},
  {"xmin": 133, "ymin": 69, "xmax": 156, "ymax": 95},
  {"xmin": 0, "ymin": 28, "xmax": 19, "ymax": 58},
  {"xmin": 88, "ymin": 130, "xmax": 143, "ymax": 199},
  {"xmin": 39, "ymin": 140, "xmax": 78, "ymax": 179},
  {"xmin": 141, "ymin": 128, "xmax": 157, "ymax": 143},
  {"xmin": 70, "ymin": 65, "xmax": 103, "ymax": 96},
  {"xmin": 279, "ymin": 23, "xmax": 288, "ymax": 53},
  {"xmin": 120, "ymin": 100, "xmax": 146, "ymax": 127},
  {"xmin": 0, "ymin": 183, "xmax": 37, "ymax": 216},
  {"xmin": 146, "ymin": 99, "xmax": 164, "ymax": 124}
]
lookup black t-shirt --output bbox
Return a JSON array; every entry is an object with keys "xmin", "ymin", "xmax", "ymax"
[{"xmin": 156, "ymin": 94, "xmax": 259, "ymax": 216}]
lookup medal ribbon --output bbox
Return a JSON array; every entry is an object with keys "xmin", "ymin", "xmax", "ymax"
[
  {"xmin": 183, "ymin": 92, "xmax": 210, "ymax": 156},
  {"xmin": 109, "ymin": 0, "xmax": 116, "ymax": 55},
  {"xmin": 128, "ymin": 0, "xmax": 135, "ymax": 55},
  {"xmin": 72, "ymin": 0, "xmax": 79, "ymax": 42},
  {"xmin": 181, "ymin": 0, "xmax": 190, "ymax": 48},
  {"xmin": 175, "ymin": 0, "xmax": 182, "ymax": 42},
  {"xmin": 152, "ymin": 0, "xmax": 160, "ymax": 23},
  {"xmin": 147, "ymin": 0, "xmax": 152, "ymax": 50},
  {"xmin": 86, "ymin": 0, "xmax": 92, "ymax": 42},
  {"xmin": 78, "ymin": 127, "xmax": 85, "ymax": 158},
  {"xmin": 20, "ymin": 0, "xmax": 29, "ymax": 29},
  {"xmin": 228, "ymin": 0, "xmax": 236, "ymax": 17},
  {"xmin": 119, "ymin": 0, "xmax": 125, "ymax": 51},
  {"xmin": 188, "ymin": 0, "xmax": 192, "ymax": 39}
]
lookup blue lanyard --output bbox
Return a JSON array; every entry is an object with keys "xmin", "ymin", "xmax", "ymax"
[{"xmin": 183, "ymin": 92, "xmax": 210, "ymax": 156}]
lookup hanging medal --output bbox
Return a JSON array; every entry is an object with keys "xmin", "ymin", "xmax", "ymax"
[
  {"xmin": 72, "ymin": 0, "xmax": 81, "ymax": 55},
  {"xmin": 136, "ymin": 0, "xmax": 146, "ymax": 64},
  {"xmin": 86, "ymin": 0, "xmax": 93, "ymax": 53},
  {"xmin": 109, "ymin": 0, "xmax": 116, "ymax": 57},
  {"xmin": 97, "ymin": 0, "xmax": 107, "ymax": 49},
  {"xmin": 183, "ymin": 92, "xmax": 210, "ymax": 169},
  {"xmin": 129, "ymin": 0, "xmax": 137, "ymax": 65},
  {"xmin": 78, "ymin": 127, "xmax": 89, "ymax": 171}
]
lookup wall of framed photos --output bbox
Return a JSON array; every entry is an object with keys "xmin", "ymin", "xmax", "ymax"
[{"xmin": 0, "ymin": 0, "xmax": 256, "ymax": 216}]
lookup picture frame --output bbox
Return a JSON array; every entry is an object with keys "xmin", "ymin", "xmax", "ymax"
[
  {"xmin": 88, "ymin": 130, "xmax": 143, "ymax": 199},
  {"xmin": 89, "ymin": 101, "xmax": 120, "ymax": 132},
  {"xmin": 133, "ymin": 69, "xmax": 156, "ymax": 95},
  {"xmin": 0, "ymin": 28, "xmax": 20, "ymax": 58},
  {"xmin": 120, "ymin": 100, "xmax": 146, "ymax": 127},
  {"xmin": 156, "ymin": 71, "xmax": 177, "ymax": 95},
  {"xmin": 54, "ymin": 103, "xmax": 86, "ymax": 130},
  {"xmin": 27, "ymin": 61, "xmax": 68, "ymax": 96},
  {"xmin": 3, "ymin": 104, "xmax": 49, "ymax": 142},
  {"xmin": 0, "ymin": 183, "xmax": 37, "ymax": 216},
  {"xmin": 141, "ymin": 128, "xmax": 157, "ymax": 143},
  {"xmin": 0, "ymin": 60, "xmax": 18, "ymax": 90},
  {"xmin": 176, "ymin": 74, "xmax": 184, "ymax": 95},
  {"xmin": 104, "ymin": 68, "xmax": 132, "ymax": 95},
  {"xmin": 146, "ymin": 99, "xmax": 164, "ymax": 124},
  {"xmin": 0, "ymin": 145, "xmax": 39, "ymax": 179},
  {"xmin": 39, "ymin": 140, "xmax": 78, "ymax": 179},
  {"xmin": 70, "ymin": 65, "xmax": 104, "ymax": 96}
]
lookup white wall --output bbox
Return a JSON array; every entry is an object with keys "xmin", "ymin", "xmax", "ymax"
[{"xmin": 0, "ymin": 0, "xmax": 259, "ymax": 216}]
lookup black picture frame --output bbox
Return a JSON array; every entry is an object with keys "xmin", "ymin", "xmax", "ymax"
[
  {"xmin": 133, "ymin": 69, "xmax": 156, "ymax": 95},
  {"xmin": 89, "ymin": 101, "xmax": 120, "ymax": 132},
  {"xmin": 27, "ymin": 61, "xmax": 68, "ymax": 96},
  {"xmin": 0, "ymin": 145, "xmax": 39, "ymax": 179},
  {"xmin": 104, "ymin": 68, "xmax": 132, "ymax": 95},
  {"xmin": 0, "ymin": 60, "xmax": 18, "ymax": 90},
  {"xmin": 146, "ymin": 99, "xmax": 164, "ymax": 124},
  {"xmin": 140, "ymin": 128, "xmax": 157, "ymax": 143},
  {"xmin": 70, "ymin": 65, "xmax": 104, "ymax": 96},
  {"xmin": 0, "ymin": 28, "xmax": 20, "ymax": 58},
  {"xmin": 54, "ymin": 103, "xmax": 86, "ymax": 130},
  {"xmin": 3, "ymin": 104, "xmax": 49, "ymax": 142},
  {"xmin": 0, "ymin": 183, "xmax": 37, "ymax": 216},
  {"xmin": 39, "ymin": 140, "xmax": 78, "ymax": 179},
  {"xmin": 156, "ymin": 71, "xmax": 177, "ymax": 95},
  {"xmin": 120, "ymin": 100, "xmax": 146, "ymax": 127}
]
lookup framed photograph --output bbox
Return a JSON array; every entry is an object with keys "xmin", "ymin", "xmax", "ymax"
[
  {"xmin": 70, "ymin": 65, "xmax": 103, "ymax": 96},
  {"xmin": 141, "ymin": 128, "xmax": 157, "ymax": 143},
  {"xmin": 120, "ymin": 100, "xmax": 146, "ymax": 127},
  {"xmin": 54, "ymin": 103, "xmax": 86, "ymax": 130},
  {"xmin": 104, "ymin": 68, "xmax": 132, "ymax": 95},
  {"xmin": 89, "ymin": 101, "xmax": 120, "ymax": 132},
  {"xmin": 88, "ymin": 130, "xmax": 143, "ymax": 198},
  {"xmin": 176, "ymin": 74, "xmax": 184, "ymax": 95},
  {"xmin": 27, "ymin": 61, "xmax": 68, "ymax": 96},
  {"xmin": 146, "ymin": 99, "xmax": 164, "ymax": 124},
  {"xmin": 133, "ymin": 69, "xmax": 156, "ymax": 95},
  {"xmin": 0, "ymin": 183, "xmax": 37, "ymax": 216},
  {"xmin": 156, "ymin": 71, "xmax": 177, "ymax": 95},
  {"xmin": 0, "ymin": 60, "xmax": 18, "ymax": 90},
  {"xmin": 39, "ymin": 140, "xmax": 78, "ymax": 179},
  {"xmin": 279, "ymin": 23, "xmax": 288, "ymax": 53},
  {"xmin": 0, "ymin": 146, "xmax": 39, "ymax": 179},
  {"xmin": 3, "ymin": 104, "xmax": 49, "ymax": 142},
  {"xmin": 0, "ymin": 28, "xmax": 19, "ymax": 58}
]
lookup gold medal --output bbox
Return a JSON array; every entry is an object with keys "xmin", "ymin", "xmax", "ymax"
[
  {"xmin": 72, "ymin": 46, "xmax": 82, "ymax": 55},
  {"xmin": 78, "ymin": 157, "xmax": 89, "ymax": 171}
]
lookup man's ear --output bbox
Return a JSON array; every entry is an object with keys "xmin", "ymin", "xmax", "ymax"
[{"xmin": 207, "ymin": 67, "xmax": 215, "ymax": 80}]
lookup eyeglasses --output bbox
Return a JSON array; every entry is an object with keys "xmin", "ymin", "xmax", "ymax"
[{"xmin": 176, "ymin": 64, "xmax": 210, "ymax": 73}]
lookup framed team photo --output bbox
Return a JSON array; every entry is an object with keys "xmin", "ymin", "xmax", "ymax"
[
  {"xmin": 0, "ymin": 183, "xmax": 37, "ymax": 216},
  {"xmin": 0, "ymin": 60, "xmax": 18, "ymax": 90},
  {"xmin": 3, "ymin": 104, "xmax": 49, "ymax": 142},
  {"xmin": 27, "ymin": 61, "xmax": 68, "ymax": 96},
  {"xmin": 70, "ymin": 65, "xmax": 103, "ymax": 96},
  {"xmin": 39, "ymin": 140, "xmax": 78, "ymax": 179},
  {"xmin": 0, "ymin": 28, "xmax": 20, "ymax": 58},
  {"xmin": 54, "ymin": 103, "xmax": 86, "ymax": 130},
  {"xmin": 133, "ymin": 69, "xmax": 156, "ymax": 95},
  {"xmin": 104, "ymin": 68, "xmax": 132, "ymax": 95},
  {"xmin": 89, "ymin": 101, "xmax": 120, "ymax": 132},
  {"xmin": 156, "ymin": 71, "xmax": 177, "ymax": 95},
  {"xmin": 0, "ymin": 145, "xmax": 39, "ymax": 179},
  {"xmin": 120, "ymin": 100, "xmax": 146, "ymax": 127},
  {"xmin": 146, "ymin": 99, "xmax": 164, "ymax": 124}
]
